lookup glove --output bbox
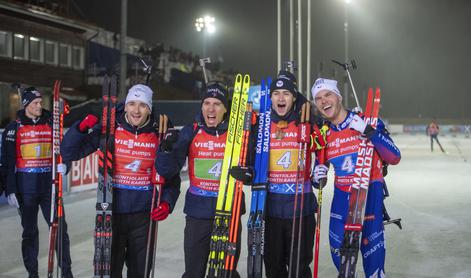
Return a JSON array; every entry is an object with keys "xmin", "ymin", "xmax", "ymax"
[
  {"xmin": 57, "ymin": 163, "xmax": 67, "ymax": 175},
  {"xmin": 78, "ymin": 114, "xmax": 99, "ymax": 133},
  {"xmin": 160, "ymin": 129, "xmax": 179, "ymax": 152},
  {"xmin": 151, "ymin": 202, "xmax": 170, "ymax": 221},
  {"xmin": 229, "ymin": 166, "xmax": 255, "ymax": 185},
  {"xmin": 312, "ymin": 164, "xmax": 328, "ymax": 189},
  {"xmin": 7, "ymin": 193, "xmax": 20, "ymax": 208},
  {"xmin": 349, "ymin": 114, "xmax": 367, "ymax": 134}
]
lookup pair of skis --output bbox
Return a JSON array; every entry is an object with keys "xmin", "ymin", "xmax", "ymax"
[
  {"xmin": 338, "ymin": 88, "xmax": 381, "ymax": 278},
  {"xmin": 94, "ymin": 75, "xmax": 118, "ymax": 278},
  {"xmin": 47, "ymin": 80, "xmax": 69, "ymax": 277},
  {"xmin": 144, "ymin": 114, "xmax": 168, "ymax": 278},
  {"xmin": 207, "ymin": 74, "xmax": 251, "ymax": 278},
  {"xmin": 246, "ymin": 78, "xmax": 271, "ymax": 278}
]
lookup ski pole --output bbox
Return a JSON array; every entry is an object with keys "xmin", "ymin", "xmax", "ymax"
[
  {"xmin": 295, "ymin": 103, "xmax": 311, "ymax": 277},
  {"xmin": 288, "ymin": 102, "xmax": 309, "ymax": 278},
  {"xmin": 145, "ymin": 114, "xmax": 168, "ymax": 277},
  {"xmin": 331, "ymin": 59, "xmax": 361, "ymax": 111},
  {"xmin": 313, "ymin": 146, "xmax": 327, "ymax": 278}
]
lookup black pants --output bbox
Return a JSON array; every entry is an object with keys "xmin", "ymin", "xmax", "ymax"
[
  {"xmin": 430, "ymin": 134, "xmax": 445, "ymax": 152},
  {"xmin": 111, "ymin": 212, "xmax": 154, "ymax": 278},
  {"xmin": 182, "ymin": 216, "xmax": 242, "ymax": 278},
  {"xmin": 264, "ymin": 215, "xmax": 316, "ymax": 278},
  {"xmin": 19, "ymin": 193, "xmax": 72, "ymax": 277}
]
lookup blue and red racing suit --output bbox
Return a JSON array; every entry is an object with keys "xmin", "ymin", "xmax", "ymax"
[{"xmin": 323, "ymin": 111, "xmax": 400, "ymax": 278}]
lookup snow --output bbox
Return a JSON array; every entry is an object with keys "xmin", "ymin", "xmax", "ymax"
[{"xmin": 0, "ymin": 134, "xmax": 470, "ymax": 277}]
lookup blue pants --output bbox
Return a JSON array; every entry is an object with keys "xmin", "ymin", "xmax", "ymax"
[
  {"xmin": 329, "ymin": 182, "xmax": 386, "ymax": 277},
  {"xmin": 19, "ymin": 193, "xmax": 72, "ymax": 276}
]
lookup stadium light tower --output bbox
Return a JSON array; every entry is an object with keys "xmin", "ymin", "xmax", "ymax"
[{"xmin": 195, "ymin": 15, "xmax": 216, "ymax": 56}]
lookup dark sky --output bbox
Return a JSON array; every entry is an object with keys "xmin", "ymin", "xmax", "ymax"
[{"xmin": 78, "ymin": 0, "xmax": 471, "ymax": 121}]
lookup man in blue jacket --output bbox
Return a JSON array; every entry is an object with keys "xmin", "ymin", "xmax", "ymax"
[
  {"xmin": 156, "ymin": 82, "xmax": 247, "ymax": 278},
  {"xmin": 61, "ymin": 84, "xmax": 180, "ymax": 277},
  {"xmin": 0, "ymin": 87, "xmax": 73, "ymax": 278}
]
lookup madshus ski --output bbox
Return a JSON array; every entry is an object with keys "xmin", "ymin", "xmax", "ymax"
[
  {"xmin": 94, "ymin": 75, "xmax": 117, "ymax": 278},
  {"xmin": 247, "ymin": 77, "xmax": 271, "ymax": 278},
  {"xmin": 207, "ymin": 74, "xmax": 250, "ymax": 278},
  {"xmin": 338, "ymin": 88, "xmax": 381, "ymax": 278},
  {"xmin": 48, "ymin": 80, "xmax": 68, "ymax": 277}
]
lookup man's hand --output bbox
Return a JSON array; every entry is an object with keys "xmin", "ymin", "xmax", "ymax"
[
  {"xmin": 349, "ymin": 114, "xmax": 367, "ymax": 134},
  {"xmin": 229, "ymin": 166, "xmax": 255, "ymax": 185},
  {"xmin": 57, "ymin": 163, "xmax": 67, "ymax": 175},
  {"xmin": 78, "ymin": 114, "xmax": 99, "ymax": 133},
  {"xmin": 312, "ymin": 164, "xmax": 328, "ymax": 189},
  {"xmin": 151, "ymin": 202, "xmax": 170, "ymax": 221},
  {"xmin": 160, "ymin": 129, "xmax": 179, "ymax": 152},
  {"xmin": 7, "ymin": 193, "xmax": 19, "ymax": 208}
]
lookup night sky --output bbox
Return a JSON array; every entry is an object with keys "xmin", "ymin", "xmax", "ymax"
[{"xmin": 77, "ymin": 0, "xmax": 471, "ymax": 121}]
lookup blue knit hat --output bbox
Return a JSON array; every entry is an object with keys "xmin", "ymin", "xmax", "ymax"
[{"xmin": 21, "ymin": 87, "xmax": 42, "ymax": 108}]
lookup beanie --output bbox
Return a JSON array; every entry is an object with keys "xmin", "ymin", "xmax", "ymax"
[
  {"xmin": 202, "ymin": 82, "xmax": 228, "ymax": 109},
  {"xmin": 311, "ymin": 78, "xmax": 341, "ymax": 100},
  {"xmin": 125, "ymin": 84, "xmax": 153, "ymax": 111},
  {"xmin": 21, "ymin": 87, "xmax": 42, "ymax": 108}
]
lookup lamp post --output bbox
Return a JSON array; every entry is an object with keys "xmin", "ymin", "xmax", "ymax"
[{"xmin": 195, "ymin": 16, "xmax": 216, "ymax": 57}]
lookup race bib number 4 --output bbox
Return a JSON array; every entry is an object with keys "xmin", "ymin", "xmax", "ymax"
[
  {"xmin": 194, "ymin": 158, "xmax": 223, "ymax": 181},
  {"xmin": 269, "ymin": 149, "xmax": 299, "ymax": 171}
]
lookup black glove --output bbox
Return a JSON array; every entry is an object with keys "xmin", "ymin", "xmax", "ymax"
[
  {"xmin": 229, "ymin": 166, "xmax": 255, "ymax": 185},
  {"xmin": 160, "ymin": 129, "xmax": 179, "ymax": 152}
]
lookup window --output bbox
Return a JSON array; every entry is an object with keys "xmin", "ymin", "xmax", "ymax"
[
  {"xmin": 29, "ymin": 37, "xmax": 44, "ymax": 63},
  {"xmin": 0, "ymin": 31, "xmax": 12, "ymax": 58},
  {"xmin": 72, "ymin": 46, "xmax": 84, "ymax": 69},
  {"xmin": 13, "ymin": 33, "xmax": 28, "ymax": 60},
  {"xmin": 59, "ymin": 43, "xmax": 71, "ymax": 67},
  {"xmin": 45, "ymin": 40, "xmax": 58, "ymax": 65}
]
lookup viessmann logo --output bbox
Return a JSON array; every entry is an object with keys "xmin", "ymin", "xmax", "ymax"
[
  {"xmin": 115, "ymin": 139, "xmax": 156, "ymax": 148},
  {"xmin": 194, "ymin": 141, "xmax": 225, "ymax": 150}
]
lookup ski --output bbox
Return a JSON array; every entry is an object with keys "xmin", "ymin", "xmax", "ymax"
[
  {"xmin": 207, "ymin": 74, "xmax": 250, "ymax": 278},
  {"xmin": 47, "ymin": 80, "xmax": 65, "ymax": 277},
  {"xmin": 247, "ymin": 78, "xmax": 271, "ymax": 278},
  {"xmin": 94, "ymin": 75, "xmax": 117, "ymax": 278},
  {"xmin": 338, "ymin": 88, "xmax": 381, "ymax": 278},
  {"xmin": 224, "ymin": 101, "xmax": 253, "ymax": 276}
]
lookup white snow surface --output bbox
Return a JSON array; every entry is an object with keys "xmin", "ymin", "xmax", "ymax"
[{"xmin": 0, "ymin": 134, "xmax": 470, "ymax": 277}]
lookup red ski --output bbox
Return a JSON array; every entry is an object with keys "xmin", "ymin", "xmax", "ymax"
[{"xmin": 338, "ymin": 88, "xmax": 381, "ymax": 278}]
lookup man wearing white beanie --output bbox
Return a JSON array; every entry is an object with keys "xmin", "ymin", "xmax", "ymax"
[
  {"xmin": 61, "ymin": 83, "xmax": 180, "ymax": 277},
  {"xmin": 310, "ymin": 77, "xmax": 401, "ymax": 277}
]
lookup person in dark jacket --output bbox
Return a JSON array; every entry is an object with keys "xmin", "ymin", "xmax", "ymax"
[
  {"xmin": 61, "ymin": 84, "xmax": 180, "ymax": 278},
  {"xmin": 0, "ymin": 87, "xmax": 73, "ymax": 278},
  {"xmin": 156, "ymin": 82, "xmax": 247, "ymax": 278},
  {"xmin": 260, "ymin": 73, "xmax": 320, "ymax": 278}
]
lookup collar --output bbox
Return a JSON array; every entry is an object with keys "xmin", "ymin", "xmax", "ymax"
[{"xmin": 329, "ymin": 110, "xmax": 355, "ymax": 131}]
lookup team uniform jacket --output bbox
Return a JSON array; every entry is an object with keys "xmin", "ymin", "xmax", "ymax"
[
  {"xmin": 156, "ymin": 112, "xmax": 247, "ymax": 219},
  {"xmin": 322, "ymin": 111, "xmax": 401, "ymax": 277},
  {"xmin": 1, "ymin": 109, "xmax": 53, "ymax": 195},
  {"xmin": 60, "ymin": 111, "xmax": 180, "ymax": 214}
]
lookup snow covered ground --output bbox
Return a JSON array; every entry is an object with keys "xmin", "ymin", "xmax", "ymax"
[{"xmin": 0, "ymin": 134, "xmax": 470, "ymax": 278}]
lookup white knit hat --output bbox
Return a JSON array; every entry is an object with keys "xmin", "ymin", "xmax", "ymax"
[
  {"xmin": 311, "ymin": 78, "xmax": 342, "ymax": 100},
  {"xmin": 126, "ymin": 84, "xmax": 153, "ymax": 111}
]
